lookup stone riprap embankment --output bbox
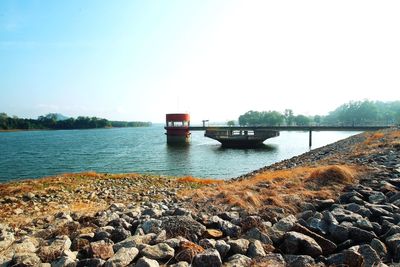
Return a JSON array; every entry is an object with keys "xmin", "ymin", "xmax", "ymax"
[{"xmin": 0, "ymin": 128, "xmax": 399, "ymax": 266}]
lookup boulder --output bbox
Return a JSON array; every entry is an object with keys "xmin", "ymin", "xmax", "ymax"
[
  {"xmin": 218, "ymin": 220, "xmax": 241, "ymax": 238},
  {"xmin": 215, "ymin": 240, "xmax": 230, "ymax": 259},
  {"xmin": 349, "ymin": 227, "xmax": 377, "ymax": 243},
  {"xmin": 104, "ymin": 247, "xmax": 139, "ymax": 267},
  {"xmin": 192, "ymin": 248, "xmax": 222, "ymax": 267},
  {"xmin": 283, "ymin": 254, "xmax": 316, "ymax": 267},
  {"xmin": 368, "ymin": 192, "xmax": 387, "ymax": 204},
  {"xmin": 328, "ymin": 223, "xmax": 350, "ymax": 243},
  {"xmin": 244, "ymin": 227, "xmax": 273, "ymax": 245},
  {"xmin": 203, "ymin": 229, "xmax": 223, "ymax": 239},
  {"xmin": 11, "ymin": 253, "xmax": 42, "ymax": 267},
  {"xmin": 169, "ymin": 262, "xmax": 189, "ymax": 267},
  {"xmin": 141, "ymin": 219, "xmax": 162, "ymax": 234},
  {"xmin": 331, "ymin": 208, "xmax": 363, "ymax": 222},
  {"xmin": 223, "ymin": 254, "xmax": 252, "ymax": 267},
  {"xmin": 0, "ymin": 224, "xmax": 15, "ymax": 253},
  {"xmin": 51, "ymin": 256, "xmax": 77, "ymax": 267},
  {"xmin": 349, "ymin": 244, "xmax": 381, "ymax": 267},
  {"xmin": 161, "ymin": 216, "xmax": 206, "ymax": 242},
  {"xmin": 113, "ymin": 234, "xmax": 155, "ymax": 252},
  {"xmin": 292, "ymin": 224, "xmax": 336, "ymax": 255},
  {"xmin": 175, "ymin": 240, "xmax": 204, "ymax": 263},
  {"xmin": 385, "ymin": 233, "xmax": 400, "ymax": 262},
  {"xmin": 76, "ymin": 258, "xmax": 105, "ymax": 267},
  {"xmin": 38, "ymin": 235, "xmax": 72, "ymax": 262},
  {"xmin": 251, "ymin": 253, "xmax": 286, "ymax": 266},
  {"xmin": 134, "ymin": 256, "xmax": 159, "ymax": 267},
  {"xmin": 199, "ymin": 239, "xmax": 216, "ymax": 249},
  {"xmin": 370, "ymin": 238, "xmax": 388, "ymax": 260},
  {"xmin": 247, "ymin": 240, "xmax": 266, "ymax": 258},
  {"xmin": 110, "ymin": 227, "xmax": 131, "ymax": 243},
  {"xmin": 90, "ymin": 240, "xmax": 114, "ymax": 260},
  {"xmin": 325, "ymin": 249, "xmax": 364, "ymax": 267},
  {"xmin": 141, "ymin": 243, "xmax": 174, "ymax": 260},
  {"xmin": 280, "ymin": 232, "xmax": 322, "ymax": 257},
  {"xmin": 227, "ymin": 239, "xmax": 250, "ymax": 255}
]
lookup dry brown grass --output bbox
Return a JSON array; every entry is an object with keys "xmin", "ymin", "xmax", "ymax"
[
  {"xmin": 180, "ymin": 165, "xmax": 360, "ymax": 214},
  {"xmin": 176, "ymin": 176, "xmax": 224, "ymax": 185}
]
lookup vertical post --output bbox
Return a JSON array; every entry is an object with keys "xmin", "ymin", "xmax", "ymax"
[{"xmin": 309, "ymin": 129, "xmax": 312, "ymax": 147}]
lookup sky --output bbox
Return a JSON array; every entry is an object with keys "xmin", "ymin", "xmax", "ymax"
[{"xmin": 1, "ymin": 1, "xmax": 399, "ymax": 123}]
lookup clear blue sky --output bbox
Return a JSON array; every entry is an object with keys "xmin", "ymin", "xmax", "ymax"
[{"xmin": 1, "ymin": 1, "xmax": 399, "ymax": 123}]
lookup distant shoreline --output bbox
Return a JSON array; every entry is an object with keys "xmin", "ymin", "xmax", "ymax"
[{"xmin": 0, "ymin": 125, "xmax": 152, "ymax": 133}]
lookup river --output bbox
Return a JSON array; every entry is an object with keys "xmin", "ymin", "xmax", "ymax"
[{"xmin": 0, "ymin": 125, "xmax": 359, "ymax": 182}]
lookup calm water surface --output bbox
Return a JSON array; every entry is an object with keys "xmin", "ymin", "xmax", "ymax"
[{"xmin": 0, "ymin": 125, "xmax": 359, "ymax": 182}]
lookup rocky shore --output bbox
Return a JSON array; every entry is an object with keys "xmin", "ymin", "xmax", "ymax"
[{"xmin": 1, "ymin": 128, "xmax": 400, "ymax": 266}]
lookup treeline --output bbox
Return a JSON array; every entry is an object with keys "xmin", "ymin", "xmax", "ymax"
[
  {"xmin": 0, "ymin": 113, "xmax": 151, "ymax": 130},
  {"xmin": 238, "ymin": 100, "xmax": 400, "ymax": 126}
]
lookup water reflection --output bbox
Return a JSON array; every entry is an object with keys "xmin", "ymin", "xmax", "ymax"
[{"xmin": 165, "ymin": 144, "xmax": 192, "ymax": 176}]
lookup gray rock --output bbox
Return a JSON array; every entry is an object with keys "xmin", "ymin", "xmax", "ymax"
[
  {"xmin": 192, "ymin": 248, "xmax": 222, "ymax": 267},
  {"xmin": 283, "ymin": 254, "xmax": 315, "ymax": 267},
  {"xmin": 280, "ymin": 231, "xmax": 322, "ymax": 257},
  {"xmin": 199, "ymin": 239, "xmax": 216, "ymax": 249},
  {"xmin": 219, "ymin": 212, "xmax": 240, "ymax": 222},
  {"xmin": 252, "ymin": 253, "xmax": 286, "ymax": 266},
  {"xmin": 161, "ymin": 216, "xmax": 206, "ymax": 241},
  {"xmin": 339, "ymin": 191, "xmax": 364, "ymax": 203},
  {"xmin": 9, "ymin": 237, "xmax": 38, "ymax": 254},
  {"xmin": 274, "ymin": 215, "xmax": 297, "ymax": 232},
  {"xmin": 218, "ymin": 220, "xmax": 241, "ymax": 238},
  {"xmin": 307, "ymin": 218, "xmax": 328, "ymax": 235},
  {"xmin": 326, "ymin": 249, "xmax": 364, "ymax": 267},
  {"xmin": 141, "ymin": 243, "xmax": 174, "ymax": 260},
  {"xmin": 141, "ymin": 219, "xmax": 162, "ymax": 234},
  {"xmin": 331, "ymin": 208, "xmax": 363, "ymax": 222},
  {"xmin": 104, "ymin": 247, "xmax": 139, "ymax": 267},
  {"xmin": 110, "ymin": 203, "xmax": 126, "ymax": 212},
  {"xmin": 163, "ymin": 237, "xmax": 189, "ymax": 249},
  {"xmin": 142, "ymin": 208, "xmax": 162, "ymax": 218},
  {"xmin": 113, "ymin": 234, "xmax": 155, "ymax": 252},
  {"xmin": 173, "ymin": 208, "xmax": 192, "ymax": 217},
  {"xmin": 38, "ymin": 235, "xmax": 72, "ymax": 262},
  {"xmin": 111, "ymin": 227, "xmax": 131, "ymax": 243},
  {"xmin": 0, "ymin": 224, "xmax": 15, "ymax": 253},
  {"xmin": 370, "ymin": 238, "xmax": 388, "ymax": 260},
  {"xmin": 76, "ymin": 258, "xmax": 105, "ymax": 267},
  {"xmin": 215, "ymin": 240, "xmax": 230, "ymax": 259},
  {"xmin": 349, "ymin": 227, "xmax": 377, "ymax": 243},
  {"xmin": 385, "ymin": 233, "xmax": 400, "ymax": 261},
  {"xmin": 227, "ymin": 239, "xmax": 250, "ymax": 255},
  {"xmin": 169, "ymin": 262, "xmax": 189, "ymax": 267},
  {"xmin": 297, "ymin": 210, "xmax": 315, "ymax": 221},
  {"xmin": 345, "ymin": 204, "xmax": 372, "ymax": 218},
  {"xmin": 247, "ymin": 240, "xmax": 266, "ymax": 257},
  {"xmin": 292, "ymin": 223, "xmax": 336, "ymax": 255},
  {"xmin": 369, "ymin": 192, "xmax": 387, "ymax": 204},
  {"xmin": 355, "ymin": 218, "xmax": 374, "ymax": 231},
  {"xmin": 350, "ymin": 244, "xmax": 381, "ymax": 267},
  {"xmin": 134, "ymin": 256, "xmax": 159, "ymax": 267},
  {"xmin": 223, "ymin": 254, "xmax": 252, "ymax": 267},
  {"xmin": 11, "ymin": 253, "xmax": 42, "ymax": 267},
  {"xmin": 267, "ymin": 215, "xmax": 297, "ymax": 242},
  {"xmin": 321, "ymin": 210, "xmax": 338, "ymax": 225},
  {"xmin": 244, "ymin": 227, "xmax": 273, "ymax": 245},
  {"xmin": 315, "ymin": 198, "xmax": 335, "ymax": 210},
  {"xmin": 329, "ymin": 223, "xmax": 350, "ymax": 243},
  {"xmin": 150, "ymin": 230, "xmax": 166, "ymax": 245},
  {"xmin": 51, "ymin": 256, "xmax": 77, "ymax": 267}
]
